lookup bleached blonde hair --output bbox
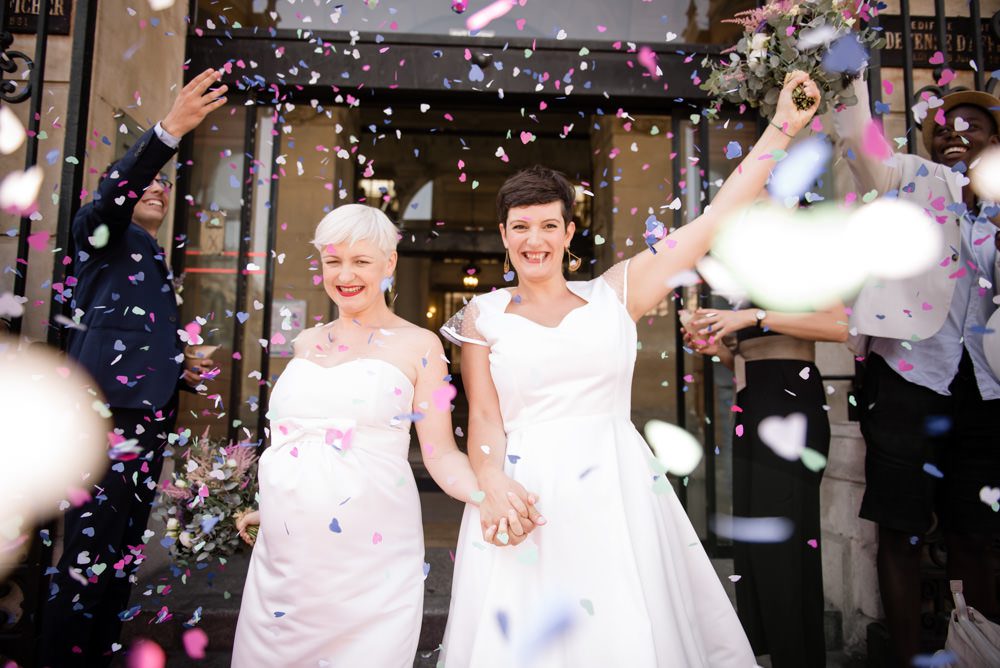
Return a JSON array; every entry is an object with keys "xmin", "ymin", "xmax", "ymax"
[{"xmin": 311, "ymin": 204, "xmax": 399, "ymax": 256}]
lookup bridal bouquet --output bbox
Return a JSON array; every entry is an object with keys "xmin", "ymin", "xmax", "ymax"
[
  {"xmin": 700, "ymin": 0, "xmax": 885, "ymax": 119},
  {"xmin": 155, "ymin": 434, "xmax": 258, "ymax": 568}
]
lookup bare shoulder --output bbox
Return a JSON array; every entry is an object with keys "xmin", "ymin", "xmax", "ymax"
[
  {"xmin": 392, "ymin": 320, "xmax": 445, "ymax": 356},
  {"xmin": 293, "ymin": 322, "xmax": 332, "ymax": 357}
]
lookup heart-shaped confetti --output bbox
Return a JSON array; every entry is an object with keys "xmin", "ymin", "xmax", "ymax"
[
  {"xmin": 758, "ymin": 413, "xmax": 807, "ymax": 461},
  {"xmin": 979, "ymin": 486, "xmax": 1000, "ymax": 507},
  {"xmin": 182, "ymin": 628, "xmax": 208, "ymax": 659}
]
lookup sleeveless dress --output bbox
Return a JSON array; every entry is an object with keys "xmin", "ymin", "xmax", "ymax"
[
  {"xmin": 231, "ymin": 357, "xmax": 424, "ymax": 667},
  {"xmin": 439, "ymin": 262, "xmax": 757, "ymax": 668}
]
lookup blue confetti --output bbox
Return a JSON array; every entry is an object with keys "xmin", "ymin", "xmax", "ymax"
[
  {"xmin": 724, "ymin": 141, "xmax": 742, "ymax": 160},
  {"xmin": 507, "ymin": 454, "xmax": 521, "ymax": 464},
  {"xmin": 329, "ymin": 518, "xmax": 342, "ymax": 533},
  {"xmin": 768, "ymin": 136, "xmax": 832, "ymax": 200},
  {"xmin": 911, "ymin": 651, "xmax": 957, "ymax": 667},
  {"xmin": 274, "ymin": 611, "xmax": 286, "ymax": 618},
  {"xmin": 497, "ymin": 610, "xmax": 510, "ymax": 639},
  {"xmin": 201, "ymin": 515, "xmax": 221, "ymax": 534},
  {"xmin": 821, "ymin": 34, "xmax": 869, "ymax": 74},
  {"xmin": 119, "ymin": 605, "xmax": 142, "ymax": 621},
  {"xmin": 922, "ymin": 462, "xmax": 944, "ymax": 478},
  {"xmin": 924, "ymin": 416, "xmax": 952, "ymax": 436}
]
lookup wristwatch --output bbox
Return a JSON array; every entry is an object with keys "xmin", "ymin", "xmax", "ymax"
[{"xmin": 754, "ymin": 309, "xmax": 767, "ymax": 328}]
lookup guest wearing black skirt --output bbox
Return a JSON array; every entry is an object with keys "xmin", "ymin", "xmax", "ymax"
[{"xmin": 684, "ymin": 303, "xmax": 848, "ymax": 668}]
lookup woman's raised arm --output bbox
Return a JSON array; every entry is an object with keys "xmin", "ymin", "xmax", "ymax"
[{"xmin": 625, "ymin": 71, "xmax": 822, "ymax": 321}]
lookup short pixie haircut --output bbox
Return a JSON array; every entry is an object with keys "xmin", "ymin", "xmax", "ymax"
[
  {"xmin": 311, "ymin": 204, "xmax": 399, "ymax": 256},
  {"xmin": 496, "ymin": 165, "xmax": 576, "ymax": 225}
]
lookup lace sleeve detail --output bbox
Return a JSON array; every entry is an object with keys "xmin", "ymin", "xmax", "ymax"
[
  {"xmin": 440, "ymin": 299, "xmax": 487, "ymax": 347},
  {"xmin": 599, "ymin": 259, "xmax": 630, "ymax": 305}
]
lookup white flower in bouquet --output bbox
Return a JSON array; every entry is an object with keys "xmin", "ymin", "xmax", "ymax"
[
  {"xmin": 747, "ymin": 33, "xmax": 770, "ymax": 65},
  {"xmin": 153, "ymin": 434, "xmax": 259, "ymax": 568},
  {"xmin": 701, "ymin": 0, "xmax": 885, "ymax": 119}
]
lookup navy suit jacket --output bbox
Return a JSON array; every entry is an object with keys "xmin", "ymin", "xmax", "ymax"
[{"xmin": 66, "ymin": 128, "xmax": 187, "ymax": 410}]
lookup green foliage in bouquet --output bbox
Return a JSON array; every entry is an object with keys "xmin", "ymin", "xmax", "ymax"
[
  {"xmin": 155, "ymin": 434, "xmax": 258, "ymax": 568},
  {"xmin": 700, "ymin": 0, "xmax": 885, "ymax": 120}
]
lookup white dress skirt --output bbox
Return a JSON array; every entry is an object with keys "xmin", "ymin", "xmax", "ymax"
[
  {"xmin": 232, "ymin": 358, "xmax": 424, "ymax": 667},
  {"xmin": 439, "ymin": 262, "xmax": 758, "ymax": 668}
]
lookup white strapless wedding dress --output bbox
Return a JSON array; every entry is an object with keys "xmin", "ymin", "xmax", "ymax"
[
  {"xmin": 440, "ymin": 262, "xmax": 757, "ymax": 667},
  {"xmin": 232, "ymin": 358, "xmax": 423, "ymax": 667}
]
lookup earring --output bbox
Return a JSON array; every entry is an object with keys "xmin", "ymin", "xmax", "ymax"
[
  {"xmin": 503, "ymin": 250, "xmax": 511, "ymax": 275},
  {"xmin": 566, "ymin": 248, "xmax": 582, "ymax": 273}
]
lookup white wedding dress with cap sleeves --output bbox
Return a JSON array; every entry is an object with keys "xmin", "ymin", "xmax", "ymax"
[
  {"xmin": 439, "ymin": 260, "xmax": 757, "ymax": 667},
  {"xmin": 231, "ymin": 356, "xmax": 424, "ymax": 667}
]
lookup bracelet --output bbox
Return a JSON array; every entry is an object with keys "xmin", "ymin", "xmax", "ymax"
[{"xmin": 769, "ymin": 119, "xmax": 794, "ymax": 138}]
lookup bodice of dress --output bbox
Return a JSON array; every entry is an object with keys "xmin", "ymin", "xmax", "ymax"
[
  {"xmin": 446, "ymin": 271, "xmax": 636, "ymax": 434},
  {"xmin": 266, "ymin": 357, "xmax": 415, "ymax": 458}
]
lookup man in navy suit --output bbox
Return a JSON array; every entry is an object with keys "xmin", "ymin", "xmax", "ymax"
[{"xmin": 41, "ymin": 68, "xmax": 228, "ymax": 667}]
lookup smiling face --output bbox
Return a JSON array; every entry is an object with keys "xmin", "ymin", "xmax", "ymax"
[
  {"xmin": 500, "ymin": 200, "xmax": 575, "ymax": 281},
  {"xmin": 931, "ymin": 104, "xmax": 1000, "ymax": 168},
  {"xmin": 320, "ymin": 239, "xmax": 397, "ymax": 317},
  {"xmin": 131, "ymin": 177, "xmax": 170, "ymax": 233}
]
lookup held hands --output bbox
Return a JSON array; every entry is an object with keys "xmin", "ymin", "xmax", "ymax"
[
  {"xmin": 476, "ymin": 467, "xmax": 545, "ymax": 547},
  {"xmin": 161, "ymin": 68, "xmax": 229, "ymax": 138},
  {"xmin": 680, "ymin": 314, "xmax": 721, "ymax": 357},
  {"xmin": 689, "ymin": 308, "xmax": 755, "ymax": 344},
  {"xmin": 772, "ymin": 71, "xmax": 821, "ymax": 136}
]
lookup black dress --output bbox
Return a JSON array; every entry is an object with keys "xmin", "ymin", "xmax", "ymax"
[{"xmin": 732, "ymin": 326, "xmax": 830, "ymax": 667}]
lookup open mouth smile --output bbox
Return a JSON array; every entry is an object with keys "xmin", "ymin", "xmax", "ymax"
[{"xmin": 521, "ymin": 251, "xmax": 550, "ymax": 264}]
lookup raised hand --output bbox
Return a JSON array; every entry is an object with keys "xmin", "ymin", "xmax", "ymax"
[
  {"xmin": 772, "ymin": 70, "xmax": 821, "ymax": 136},
  {"xmin": 161, "ymin": 68, "xmax": 229, "ymax": 137}
]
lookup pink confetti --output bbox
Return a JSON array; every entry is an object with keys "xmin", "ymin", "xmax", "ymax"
[
  {"xmin": 637, "ymin": 46, "xmax": 659, "ymax": 79},
  {"xmin": 432, "ymin": 384, "xmax": 458, "ymax": 412},
  {"xmin": 67, "ymin": 487, "xmax": 92, "ymax": 507},
  {"xmin": 465, "ymin": 0, "xmax": 516, "ymax": 32},
  {"xmin": 26, "ymin": 230, "xmax": 50, "ymax": 251},
  {"xmin": 519, "ymin": 131, "xmax": 534, "ymax": 144},
  {"xmin": 735, "ymin": 424, "xmax": 744, "ymax": 437},
  {"xmin": 937, "ymin": 69, "xmax": 956, "ymax": 86},
  {"xmin": 897, "ymin": 360, "xmax": 914, "ymax": 372},
  {"xmin": 127, "ymin": 640, "xmax": 165, "ymax": 668},
  {"xmin": 807, "ymin": 539, "xmax": 818, "ymax": 548},
  {"xmin": 928, "ymin": 51, "xmax": 945, "ymax": 65},
  {"xmin": 862, "ymin": 120, "xmax": 892, "ymax": 160},
  {"xmin": 271, "ymin": 332, "xmax": 286, "ymax": 345},
  {"xmin": 182, "ymin": 629, "xmax": 208, "ymax": 660},
  {"xmin": 882, "ymin": 80, "xmax": 894, "ymax": 95},
  {"xmin": 372, "ymin": 532, "xmax": 383, "ymax": 545},
  {"xmin": 933, "ymin": 107, "xmax": 946, "ymax": 129}
]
